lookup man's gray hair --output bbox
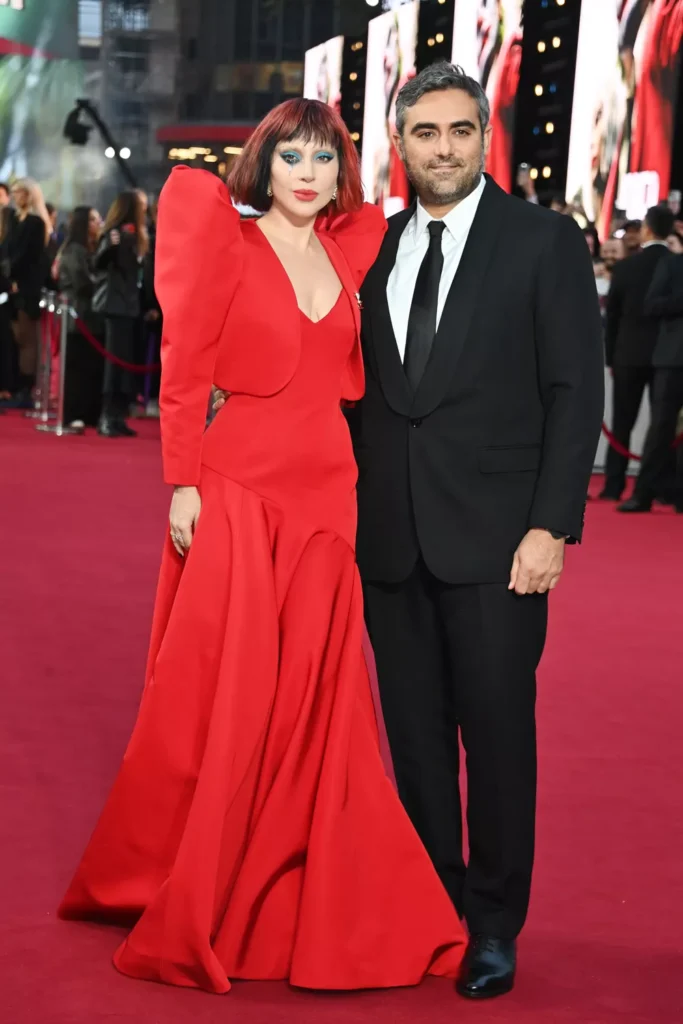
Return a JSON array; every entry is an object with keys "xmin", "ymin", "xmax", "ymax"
[{"xmin": 395, "ymin": 61, "xmax": 490, "ymax": 136}]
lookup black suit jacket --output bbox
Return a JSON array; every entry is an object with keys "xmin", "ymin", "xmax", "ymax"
[
  {"xmin": 644, "ymin": 252, "xmax": 683, "ymax": 369},
  {"xmin": 349, "ymin": 178, "xmax": 604, "ymax": 585},
  {"xmin": 605, "ymin": 244, "xmax": 670, "ymax": 367}
]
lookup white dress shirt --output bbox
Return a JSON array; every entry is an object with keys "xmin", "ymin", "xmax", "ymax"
[{"xmin": 387, "ymin": 175, "xmax": 486, "ymax": 361}]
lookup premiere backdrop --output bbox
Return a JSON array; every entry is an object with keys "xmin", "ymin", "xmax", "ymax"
[
  {"xmin": 566, "ymin": 0, "xmax": 683, "ymax": 240},
  {"xmin": 452, "ymin": 0, "xmax": 524, "ymax": 194},
  {"xmin": 0, "ymin": 0, "xmax": 92, "ymax": 206},
  {"xmin": 361, "ymin": 0, "xmax": 420, "ymax": 214},
  {"xmin": 303, "ymin": 35, "xmax": 344, "ymax": 113}
]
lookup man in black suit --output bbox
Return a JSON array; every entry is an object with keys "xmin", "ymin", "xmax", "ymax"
[
  {"xmin": 619, "ymin": 249, "xmax": 683, "ymax": 512},
  {"xmin": 602, "ymin": 205, "xmax": 675, "ymax": 499},
  {"xmin": 348, "ymin": 62, "xmax": 604, "ymax": 999}
]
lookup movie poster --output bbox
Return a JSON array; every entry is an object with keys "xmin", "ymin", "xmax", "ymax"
[
  {"xmin": 452, "ymin": 0, "xmax": 524, "ymax": 193},
  {"xmin": 361, "ymin": 1, "xmax": 420, "ymax": 214},
  {"xmin": 304, "ymin": 36, "xmax": 344, "ymax": 113},
  {"xmin": 566, "ymin": 0, "xmax": 683, "ymax": 240}
]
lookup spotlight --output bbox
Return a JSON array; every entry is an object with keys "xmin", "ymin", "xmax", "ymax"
[
  {"xmin": 537, "ymin": 41, "xmax": 546, "ymax": 52},
  {"xmin": 534, "ymin": 85, "xmax": 544, "ymax": 97},
  {"xmin": 104, "ymin": 146, "xmax": 115, "ymax": 159},
  {"xmin": 545, "ymin": 122, "xmax": 555, "ymax": 134},
  {"xmin": 349, "ymin": 72, "xmax": 358, "ymax": 81},
  {"xmin": 552, "ymin": 37, "xmax": 561, "ymax": 49},
  {"xmin": 530, "ymin": 168, "xmax": 539, "ymax": 180},
  {"xmin": 427, "ymin": 38, "xmax": 435, "ymax": 47},
  {"xmin": 435, "ymin": 33, "xmax": 444, "ymax": 44},
  {"xmin": 63, "ymin": 105, "xmax": 92, "ymax": 146},
  {"xmin": 542, "ymin": 167, "xmax": 552, "ymax": 178},
  {"xmin": 120, "ymin": 147, "xmax": 131, "ymax": 159},
  {"xmin": 365, "ymin": 0, "xmax": 380, "ymax": 6}
]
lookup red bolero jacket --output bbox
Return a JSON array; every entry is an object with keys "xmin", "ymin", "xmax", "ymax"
[{"xmin": 155, "ymin": 166, "xmax": 387, "ymax": 486}]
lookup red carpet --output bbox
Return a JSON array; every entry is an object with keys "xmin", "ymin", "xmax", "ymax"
[{"xmin": 1, "ymin": 413, "xmax": 682, "ymax": 1024}]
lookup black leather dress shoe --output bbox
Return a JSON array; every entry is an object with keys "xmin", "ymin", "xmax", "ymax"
[
  {"xmin": 97, "ymin": 417, "xmax": 123, "ymax": 438},
  {"xmin": 456, "ymin": 935, "xmax": 516, "ymax": 1000},
  {"xmin": 115, "ymin": 420, "xmax": 138, "ymax": 438},
  {"xmin": 617, "ymin": 497, "xmax": 652, "ymax": 513}
]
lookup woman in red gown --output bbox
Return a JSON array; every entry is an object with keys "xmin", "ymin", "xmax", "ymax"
[{"xmin": 59, "ymin": 99, "xmax": 466, "ymax": 994}]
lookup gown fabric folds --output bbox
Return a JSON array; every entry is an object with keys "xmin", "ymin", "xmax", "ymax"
[{"xmin": 58, "ymin": 167, "xmax": 467, "ymax": 994}]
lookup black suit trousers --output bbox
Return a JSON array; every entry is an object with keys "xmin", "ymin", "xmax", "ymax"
[
  {"xmin": 634, "ymin": 368, "xmax": 683, "ymax": 505},
  {"xmin": 604, "ymin": 366, "xmax": 654, "ymax": 496},
  {"xmin": 363, "ymin": 560, "xmax": 548, "ymax": 940}
]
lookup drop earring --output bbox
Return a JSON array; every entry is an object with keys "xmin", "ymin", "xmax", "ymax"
[
  {"xmin": 267, "ymin": 184, "xmax": 273, "ymax": 198},
  {"xmin": 332, "ymin": 186, "xmax": 338, "ymax": 202}
]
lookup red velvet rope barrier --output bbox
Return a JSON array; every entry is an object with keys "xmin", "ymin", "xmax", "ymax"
[
  {"xmin": 601, "ymin": 421, "xmax": 683, "ymax": 460},
  {"xmin": 69, "ymin": 309, "xmax": 161, "ymax": 374}
]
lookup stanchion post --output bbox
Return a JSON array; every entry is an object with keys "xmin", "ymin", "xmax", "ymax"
[
  {"xmin": 26, "ymin": 291, "xmax": 56, "ymax": 420},
  {"xmin": 37, "ymin": 297, "xmax": 56, "ymax": 425},
  {"xmin": 36, "ymin": 299, "xmax": 80, "ymax": 437}
]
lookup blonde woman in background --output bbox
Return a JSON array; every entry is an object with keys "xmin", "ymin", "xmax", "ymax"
[{"xmin": 7, "ymin": 178, "xmax": 51, "ymax": 406}]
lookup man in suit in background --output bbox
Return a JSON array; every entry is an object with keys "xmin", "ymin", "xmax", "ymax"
[
  {"xmin": 602, "ymin": 205, "xmax": 675, "ymax": 500},
  {"xmin": 619, "ymin": 247, "xmax": 683, "ymax": 512},
  {"xmin": 349, "ymin": 61, "xmax": 604, "ymax": 1000}
]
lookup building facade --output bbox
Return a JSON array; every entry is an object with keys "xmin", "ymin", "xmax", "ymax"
[
  {"xmin": 80, "ymin": 0, "xmax": 376, "ymax": 191},
  {"xmin": 161, "ymin": 0, "xmax": 376, "ymax": 178}
]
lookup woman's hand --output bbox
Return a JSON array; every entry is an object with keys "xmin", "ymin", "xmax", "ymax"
[
  {"xmin": 109, "ymin": 229, "xmax": 121, "ymax": 246},
  {"xmin": 169, "ymin": 485, "xmax": 201, "ymax": 556},
  {"xmin": 212, "ymin": 387, "xmax": 230, "ymax": 411}
]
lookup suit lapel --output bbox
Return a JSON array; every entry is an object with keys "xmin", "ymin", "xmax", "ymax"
[
  {"xmin": 363, "ymin": 204, "xmax": 415, "ymax": 415},
  {"xmin": 411, "ymin": 177, "xmax": 508, "ymax": 418}
]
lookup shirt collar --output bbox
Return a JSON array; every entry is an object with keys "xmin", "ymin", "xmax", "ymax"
[
  {"xmin": 412, "ymin": 174, "xmax": 487, "ymax": 245},
  {"xmin": 641, "ymin": 240, "xmax": 668, "ymax": 248}
]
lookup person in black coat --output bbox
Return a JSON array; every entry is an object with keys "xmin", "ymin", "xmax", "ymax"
[
  {"xmin": 57, "ymin": 206, "xmax": 105, "ymax": 429},
  {"xmin": 602, "ymin": 204, "xmax": 675, "ymax": 499},
  {"xmin": 347, "ymin": 63, "xmax": 604, "ymax": 999},
  {"xmin": 0, "ymin": 204, "xmax": 17, "ymax": 400},
  {"xmin": 618, "ymin": 249, "xmax": 683, "ymax": 511},
  {"xmin": 92, "ymin": 190, "xmax": 148, "ymax": 437},
  {"xmin": 7, "ymin": 178, "xmax": 51, "ymax": 405}
]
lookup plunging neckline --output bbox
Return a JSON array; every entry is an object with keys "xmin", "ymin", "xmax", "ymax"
[
  {"xmin": 299, "ymin": 289, "xmax": 344, "ymax": 326},
  {"xmin": 251, "ymin": 220, "xmax": 344, "ymax": 324}
]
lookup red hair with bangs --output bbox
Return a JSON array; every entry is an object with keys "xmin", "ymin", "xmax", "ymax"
[{"xmin": 228, "ymin": 98, "xmax": 363, "ymax": 213}]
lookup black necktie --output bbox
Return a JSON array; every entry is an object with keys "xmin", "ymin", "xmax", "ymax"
[{"xmin": 403, "ymin": 220, "xmax": 446, "ymax": 391}]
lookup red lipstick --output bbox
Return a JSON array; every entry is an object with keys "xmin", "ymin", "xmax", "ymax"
[{"xmin": 293, "ymin": 189, "xmax": 318, "ymax": 202}]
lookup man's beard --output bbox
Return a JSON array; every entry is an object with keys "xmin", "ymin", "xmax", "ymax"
[{"xmin": 402, "ymin": 148, "xmax": 485, "ymax": 207}]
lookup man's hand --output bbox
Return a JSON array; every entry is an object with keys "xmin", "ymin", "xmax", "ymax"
[
  {"xmin": 509, "ymin": 529, "xmax": 565, "ymax": 596},
  {"xmin": 212, "ymin": 387, "xmax": 230, "ymax": 412}
]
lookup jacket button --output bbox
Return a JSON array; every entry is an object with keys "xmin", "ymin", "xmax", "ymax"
[{"xmin": 410, "ymin": 418, "xmax": 423, "ymax": 428}]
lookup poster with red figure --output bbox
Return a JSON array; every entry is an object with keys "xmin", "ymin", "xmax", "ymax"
[
  {"xmin": 361, "ymin": 1, "xmax": 420, "ymax": 214},
  {"xmin": 451, "ymin": 0, "xmax": 524, "ymax": 194},
  {"xmin": 566, "ymin": 0, "xmax": 683, "ymax": 241},
  {"xmin": 304, "ymin": 36, "xmax": 344, "ymax": 114}
]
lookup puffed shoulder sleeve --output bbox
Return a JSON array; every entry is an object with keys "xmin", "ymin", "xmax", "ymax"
[
  {"xmin": 316, "ymin": 203, "xmax": 387, "ymax": 289},
  {"xmin": 155, "ymin": 165, "xmax": 242, "ymax": 486}
]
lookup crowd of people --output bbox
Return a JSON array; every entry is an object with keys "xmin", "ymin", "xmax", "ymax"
[
  {"xmin": 519, "ymin": 164, "xmax": 683, "ymax": 513},
  {"xmin": 0, "ymin": 180, "xmax": 160, "ymax": 436},
  {"xmin": 2, "ymin": 167, "xmax": 682, "ymax": 505}
]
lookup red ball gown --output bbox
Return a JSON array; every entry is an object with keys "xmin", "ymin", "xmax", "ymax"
[{"xmin": 58, "ymin": 167, "xmax": 467, "ymax": 993}]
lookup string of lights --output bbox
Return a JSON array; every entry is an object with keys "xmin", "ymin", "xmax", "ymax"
[{"xmin": 513, "ymin": 0, "xmax": 582, "ymax": 200}]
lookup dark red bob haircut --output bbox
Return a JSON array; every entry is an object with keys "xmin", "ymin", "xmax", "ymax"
[{"xmin": 227, "ymin": 98, "xmax": 364, "ymax": 213}]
